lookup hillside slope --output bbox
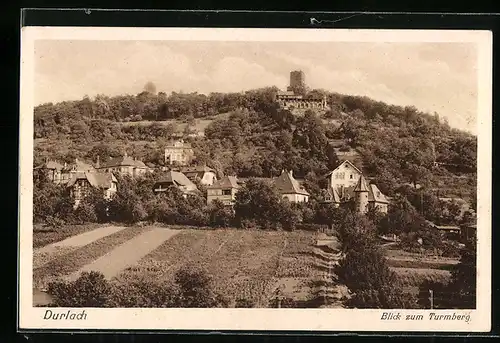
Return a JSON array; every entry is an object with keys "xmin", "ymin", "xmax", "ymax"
[{"xmin": 33, "ymin": 88, "xmax": 477, "ymax": 200}]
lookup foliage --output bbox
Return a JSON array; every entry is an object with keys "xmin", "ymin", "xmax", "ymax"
[
  {"xmin": 47, "ymin": 271, "xmax": 112, "ymax": 307},
  {"xmin": 208, "ymin": 199, "xmax": 234, "ymax": 228},
  {"xmin": 417, "ymin": 239, "xmax": 476, "ymax": 309},
  {"xmin": 334, "ymin": 214, "xmax": 417, "ymax": 308}
]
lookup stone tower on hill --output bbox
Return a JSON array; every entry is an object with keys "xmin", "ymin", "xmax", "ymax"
[{"xmin": 287, "ymin": 70, "xmax": 306, "ymax": 94}]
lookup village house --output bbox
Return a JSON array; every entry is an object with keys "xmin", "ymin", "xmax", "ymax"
[
  {"xmin": 34, "ymin": 158, "xmax": 96, "ymax": 185},
  {"xmin": 179, "ymin": 165, "xmax": 217, "ymax": 186},
  {"xmin": 164, "ymin": 139, "xmax": 195, "ymax": 166},
  {"xmin": 206, "ymin": 176, "xmax": 240, "ymax": 206},
  {"xmin": 34, "ymin": 160, "xmax": 65, "ymax": 184},
  {"xmin": 95, "ymin": 153, "xmax": 151, "ymax": 177},
  {"xmin": 66, "ymin": 171, "xmax": 117, "ymax": 208},
  {"xmin": 322, "ymin": 160, "xmax": 389, "ymax": 214},
  {"xmin": 273, "ymin": 170, "xmax": 310, "ymax": 203},
  {"xmin": 152, "ymin": 170, "xmax": 200, "ymax": 198}
]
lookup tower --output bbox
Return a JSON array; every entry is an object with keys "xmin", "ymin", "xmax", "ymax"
[
  {"xmin": 354, "ymin": 175, "xmax": 369, "ymax": 214},
  {"xmin": 287, "ymin": 70, "xmax": 306, "ymax": 95}
]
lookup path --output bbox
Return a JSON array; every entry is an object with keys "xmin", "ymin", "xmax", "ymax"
[
  {"xmin": 65, "ymin": 227, "xmax": 180, "ymax": 281},
  {"xmin": 33, "ymin": 226, "xmax": 127, "ymax": 269},
  {"xmin": 35, "ymin": 225, "xmax": 127, "ymax": 254},
  {"xmin": 312, "ymin": 236, "xmax": 346, "ymax": 308}
]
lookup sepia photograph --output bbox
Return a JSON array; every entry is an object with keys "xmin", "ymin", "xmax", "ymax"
[{"xmin": 18, "ymin": 27, "xmax": 491, "ymax": 331}]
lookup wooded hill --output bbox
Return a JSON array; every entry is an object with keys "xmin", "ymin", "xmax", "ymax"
[{"xmin": 33, "ymin": 87, "xmax": 477, "ymax": 201}]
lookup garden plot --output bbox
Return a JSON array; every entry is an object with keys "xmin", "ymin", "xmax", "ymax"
[
  {"xmin": 65, "ymin": 227, "xmax": 180, "ymax": 281},
  {"xmin": 114, "ymin": 229, "xmax": 319, "ymax": 307},
  {"xmin": 33, "ymin": 225, "xmax": 127, "ymax": 269},
  {"xmin": 33, "ymin": 226, "xmax": 151, "ymax": 290}
]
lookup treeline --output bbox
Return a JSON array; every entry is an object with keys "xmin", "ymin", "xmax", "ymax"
[
  {"xmin": 34, "ymin": 87, "xmax": 278, "ymax": 138},
  {"xmin": 46, "ymin": 267, "xmax": 232, "ymax": 308}
]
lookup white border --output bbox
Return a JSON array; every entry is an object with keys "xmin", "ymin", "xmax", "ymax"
[{"xmin": 19, "ymin": 27, "xmax": 492, "ymax": 332}]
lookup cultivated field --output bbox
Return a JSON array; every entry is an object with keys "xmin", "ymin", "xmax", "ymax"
[
  {"xmin": 32, "ymin": 224, "xmax": 458, "ymax": 307},
  {"xmin": 115, "ymin": 229, "xmax": 324, "ymax": 307},
  {"xmin": 32, "ymin": 225, "xmax": 337, "ymax": 307}
]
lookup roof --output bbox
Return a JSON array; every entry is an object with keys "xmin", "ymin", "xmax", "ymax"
[
  {"xmin": 274, "ymin": 170, "xmax": 310, "ymax": 196},
  {"xmin": 276, "ymin": 91, "xmax": 296, "ymax": 96},
  {"xmin": 35, "ymin": 160, "xmax": 64, "ymax": 170},
  {"xmin": 180, "ymin": 165, "xmax": 216, "ymax": 174},
  {"xmin": 368, "ymin": 184, "xmax": 389, "ymax": 204},
  {"xmin": 328, "ymin": 183, "xmax": 388, "ymax": 204},
  {"xmin": 62, "ymin": 159, "xmax": 95, "ymax": 173},
  {"xmin": 325, "ymin": 160, "xmax": 363, "ymax": 177},
  {"xmin": 354, "ymin": 175, "xmax": 369, "ymax": 192},
  {"xmin": 67, "ymin": 172, "xmax": 116, "ymax": 189},
  {"xmin": 207, "ymin": 176, "xmax": 240, "ymax": 189},
  {"xmin": 165, "ymin": 140, "xmax": 192, "ymax": 149},
  {"xmin": 155, "ymin": 171, "xmax": 196, "ymax": 188},
  {"xmin": 98, "ymin": 154, "xmax": 148, "ymax": 169}
]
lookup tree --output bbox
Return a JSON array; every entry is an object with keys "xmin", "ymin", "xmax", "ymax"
[
  {"xmin": 47, "ymin": 271, "xmax": 112, "ymax": 307},
  {"xmin": 143, "ymin": 81, "xmax": 157, "ymax": 94},
  {"xmin": 418, "ymin": 239, "xmax": 476, "ymax": 309},
  {"xmin": 208, "ymin": 199, "xmax": 234, "ymax": 228},
  {"xmin": 335, "ymin": 215, "xmax": 417, "ymax": 309},
  {"xmin": 380, "ymin": 196, "xmax": 426, "ymax": 235},
  {"xmin": 173, "ymin": 265, "xmax": 228, "ymax": 307},
  {"xmin": 233, "ymin": 178, "xmax": 284, "ymax": 229}
]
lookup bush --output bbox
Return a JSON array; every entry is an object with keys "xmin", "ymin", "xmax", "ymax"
[
  {"xmin": 173, "ymin": 265, "xmax": 229, "ymax": 308},
  {"xmin": 73, "ymin": 202, "xmax": 98, "ymax": 224},
  {"xmin": 208, "ymin": 199, "xmax": 234, "ymax": 228},
  {"xmin": 109, "ymin": 277, "xmax": 178, "ymax": 308},
  {"xmin": 47, "ymin": 271, "xmax": 112, "ymax": 307}
]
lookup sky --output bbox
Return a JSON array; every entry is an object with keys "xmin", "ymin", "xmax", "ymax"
[{"xmin": 34, "ymin": 40, "xmax": 478, "ymax": 134}]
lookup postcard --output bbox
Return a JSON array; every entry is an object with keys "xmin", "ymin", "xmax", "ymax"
[{"xmin": 19, "ymin": 26, "xmax": 491, "ymax": 332}]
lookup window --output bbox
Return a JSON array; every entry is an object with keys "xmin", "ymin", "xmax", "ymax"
[
  {"xmin": 350, "ymin": 174, "xmax": 353, "ymax": 179},
  {"xmin": 222, "ymin": 189, "xmax": 232, "ymax": 196},
  {"xmin": 336, "ymin": 172, "xmax": 345, "ymax": 180}
]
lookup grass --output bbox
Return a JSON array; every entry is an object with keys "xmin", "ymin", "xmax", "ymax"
[
  {"xmin": 33, "ymin": 226, "xmax": 151, "ymax": 289},
  {"xmin": 393, "ymin": 267, "xmax": 452, "ymax": 296},
  {"xmin": 386, "ymin": 258, "xmax": 457, "ymax": 271},
  {"xmin": 33, "ymin": 223, "xmax": 102, "ymax": 249},
  {"xmin": 393, "ymin": 267, "xmax": 452, "ymax": 287},
  {"xmin": 118, "ymin": 112, "xmax": 231, "ymax": 132}
]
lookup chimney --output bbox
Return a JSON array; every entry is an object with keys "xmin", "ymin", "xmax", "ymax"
[
  {"xmin": 124, "ymin": 151, "xmax": 128, "ymax": 158},
  {"xmin": 289, "ymin": 170, "xmax": 293, "ymax": 178},
  {"xmin": 96, "ymin": 156, "xmax": 100, "ymax": 168}
]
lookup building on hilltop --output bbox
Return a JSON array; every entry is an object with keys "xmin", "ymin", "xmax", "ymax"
[
  {"xmin": 273, "ymin": 170, "xmax": 310, "ymax": 203},
  {"xmin": 66, "ymin": 171, "xmax": 117, "ymax": 208},
  {"xmin": 276, "ymin": 71, "xmax": 329, "ymax": 113},
  {"xmin": 95, "ymin": 153, "xmax": 151, "ymax": 177},
  {"xmin": 164, "ymin": 139, "xmax": 195, "ymax": 166},
  {"xmin": 206, "ymin": 176, "xmax": 240, "ymax": 206},
  {"xmin": 322, "ymin": 161, "xmax": 389, "ymax": 214},
  {"xmin": 152, "ymin": 170, "xmax": 200, "ymax": 198}
]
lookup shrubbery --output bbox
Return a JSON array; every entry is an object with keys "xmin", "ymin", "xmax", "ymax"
[
  {"xmin": 334, "ymin": 212, "xmax": 418, "ymax": 309},
  {"xmin": 47, "ymin": 267, "xmax": 229, "ymax": 308}
]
